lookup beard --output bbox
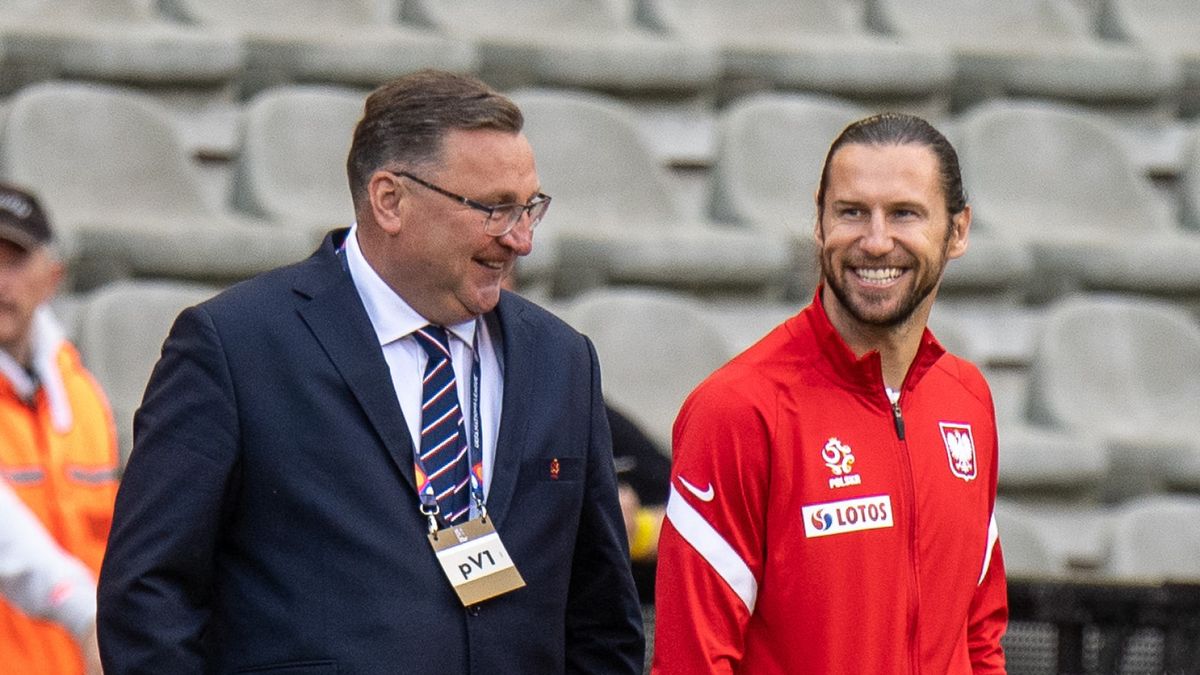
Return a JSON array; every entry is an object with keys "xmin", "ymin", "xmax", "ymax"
[{"xmin": 819, "ymin": 244, "xmax": 949, "ymax": 329}]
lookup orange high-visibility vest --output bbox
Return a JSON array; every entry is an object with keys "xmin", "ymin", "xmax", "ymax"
[{"xmin": 0, "ymin": 341, "xmax": 118, "ymax": 675}]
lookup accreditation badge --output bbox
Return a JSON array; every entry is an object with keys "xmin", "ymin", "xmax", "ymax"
[{"xmin": 428, "ymin": 516, "xmax": 526, "ymax": 606}]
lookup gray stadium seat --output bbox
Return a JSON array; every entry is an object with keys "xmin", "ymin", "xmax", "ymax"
[
  {"xmin": 708, "ymin": 93, "xmax": 864, "ymax": 298},
  {"xmin": 563, "ymin": 288, "xmax": 731, "ymax": 452},
  {"xmin": 234, "ymin": 85, "xmax": 364, "ymax": 240},
  {"xmin": 404, "ymin": 0, "xmax": 719, "ymax": 94},
  {"xmin": 1104, "ymin": 494, "xmax": 1200, "ymax": 582},
  {"xmin": 998, "ymin": 498, "xmax": 1115, "ymax": 578},
  {"xmin": 74, "ymin": 280, "xmax": 218, "ymax": 468},
  {"xmin": 997, "ymin": 424, "xmax": 1109, "ymax": 501},
  {"xmin": 1098, "ymin": 0, "xmax": 1200, "ymax": 116},
  {"xmin": 709, "ymin": 92, "xmax": 1033, "ymax": 303},
  {"xmin": 1026, "ymin": 296, "xmax": 1200, "ymax": 499},
  {"xmin": 995, "ymin": 499, "xmax": 1061, "ymax": 578},
  {"xmin": 0, "ymin": 0, "xmax": 241, "ymax": 93},
  {"xmin": 157, "ymin": 0, "xmax": 477, "ymax": 95},
  {"xmin": 957, "ymin": 100, "xmax": 1200, "ymax": 307},
  {"xmin": 709, "ymin": 93, "xmax": 865, "ymax": 235},
  {"xmin": 1177, "ymin": 123, "xmax": 1200, "ymax": 233},
  {"xmin": 864, "ymin": 0, "xmax": 1179, "ymax": 112},
  {"xmin": 637, "ymin": 0, "xmax": 953, "ymax": 108},
  {"xmin": 0, "ymin": 81, "xmax": 314, "ymax": 289},
  {"xmin": 511, "ymin": 88, "xmax": 793, "ymax": 297}
]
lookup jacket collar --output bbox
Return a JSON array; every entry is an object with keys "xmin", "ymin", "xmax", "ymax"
[
  {"xmin": 294, "ymin": 228, "xmax": 532, "ymax": 524},
  {"xmin": 0, "ymin": 306, "xmax": 72, "ymax": 431},
  {"xmin": 798, "ymin": 286, "xmax": 945, "ymax": 402}
]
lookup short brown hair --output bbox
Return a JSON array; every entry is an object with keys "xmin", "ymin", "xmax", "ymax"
[
  {"xmin": 346, "ymin": 70, "xmax": 523, "ymax": 206},
  {"xmin": 816, "ymin": 113, "xmax": 967, "ymax": 222}
]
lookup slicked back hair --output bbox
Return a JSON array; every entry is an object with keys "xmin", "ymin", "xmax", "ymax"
[
  {"xmin": 815, "ymin": 112, "xmax": 967, "ymax": 222},
  {"xmin": 346, "ymin": 70, "xmax": 523, "ymax": 207}
]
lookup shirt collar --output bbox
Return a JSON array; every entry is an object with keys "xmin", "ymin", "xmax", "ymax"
[{"xmin": 344, "ymin": 223, "xmax": 477, "ymax": 348}]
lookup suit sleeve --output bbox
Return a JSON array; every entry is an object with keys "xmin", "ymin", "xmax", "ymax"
[
  {"xmin": 652, "ymin": 375, "xmax": 771, "ymax": 675},
  {"xmin": 97, "ymin": 305, "xmax": 240, "ymax": 673},
  {"xmin": 563, "ymin": 337, "xmax": 646, "ymax": 675},
  {"xmin": 969, "ymin": 412, "xmax": 1008, "ymax": 673}
]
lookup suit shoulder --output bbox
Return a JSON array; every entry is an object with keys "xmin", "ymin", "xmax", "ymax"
[
  {"xmin": 498, "ymin": 292, "xmax": 586, "ymax": 344},
  {"xmin": 195, "ymin": 253, "xmax": 324, "ymax": 320}
]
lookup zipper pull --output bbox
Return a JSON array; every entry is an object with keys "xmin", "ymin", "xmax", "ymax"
[{"xmin": 891, "ymin": 399, "xmax": 906, "ymax": 440}]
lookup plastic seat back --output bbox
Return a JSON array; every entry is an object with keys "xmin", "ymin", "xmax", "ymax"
[
  {"xmin": 75, "ymin": 280, "xmax": 219, "ymax": 466},
  {"xmin": 1106, "ymin": 495, "xmax": 1200, "ymax": 581},
  {"xmin": 957, "ymin": 101, "xmax": 1170, "ymax": 239},
  {"xmin": 709, "ymin": 93, "xmax": 866, "ymax": 234},
  {"xmin": 1027, "ymin": 296, "xmax": 1200, "ymax": 436},
  {"xmin": 510, "ymin": 89, "xmax": 680, "ymax": 229},
  {"xmin": 0, "ymin": 81, "xmax": 214, "ymax": 223},
  {"xmin": 565, "ymin": 288, "xmax": 731, "ymax": 451},
  {"xmin": 234, "ymin": 85, "xmax": 363, "ymax": 228}
]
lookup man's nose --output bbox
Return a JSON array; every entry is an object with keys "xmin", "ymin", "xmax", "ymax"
[
  {"xmin": 858, "ymin": 211, "xmax": 895, "ymax": 256},
  {"xmin": 498, "ymin": 218, "xmax": 534, "ymax": 256}
]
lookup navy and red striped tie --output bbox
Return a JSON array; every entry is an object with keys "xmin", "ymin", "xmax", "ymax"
[{"xmin": 413, "ymin": 325, "xmax": 471, "ymax": 524}]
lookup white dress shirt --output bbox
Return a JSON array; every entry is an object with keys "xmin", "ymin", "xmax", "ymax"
[{"xmin": 343, "ymin": 225, "xmax": 503, "ymax": 502}]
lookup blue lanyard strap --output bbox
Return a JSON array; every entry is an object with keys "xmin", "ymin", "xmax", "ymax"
[{"xmin": 412, "ymin": 320, "xmax": 487, "ymax": 526}]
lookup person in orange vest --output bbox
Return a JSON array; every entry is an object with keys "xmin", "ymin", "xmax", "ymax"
[{"xmin": 0, "ymin": 183, "xmax": 117, "ymax": 675}]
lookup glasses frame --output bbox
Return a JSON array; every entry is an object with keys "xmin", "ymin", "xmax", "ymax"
[{"xmin": 392, "ymin": 171, "xmax": 551, "ymax": 237}]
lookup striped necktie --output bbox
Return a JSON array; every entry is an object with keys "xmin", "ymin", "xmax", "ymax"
[{"xmin": 413, "ymin": 325, "xmax": 471, "ymax": 524}]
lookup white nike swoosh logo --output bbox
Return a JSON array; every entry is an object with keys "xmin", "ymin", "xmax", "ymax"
[{"xmin": 678, "ymin": 475, "xmax": 714, "ymax": 502}]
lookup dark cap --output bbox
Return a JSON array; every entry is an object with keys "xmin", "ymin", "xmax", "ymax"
[{"xmin": 0, "ymin": 183, "xmax": 51, "ymax": 252}]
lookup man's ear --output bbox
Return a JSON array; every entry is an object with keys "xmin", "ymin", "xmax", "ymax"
[
  {"xmin": 947, "ymin": 205, "xmax": 971, "ymax": 260},
  {"xmin": 33, "ymin": 251, "xmax": 64, "ymax": 305},
  {"xmin": 367, "ymin": 171, "xmax": 405, "ymax": 235}
]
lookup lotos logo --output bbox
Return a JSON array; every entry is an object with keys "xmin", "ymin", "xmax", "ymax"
[
  {"xmin": 939, "ymin": 422, "xmax": 977, "ymax": 482},
  {"xmin": 802, "ymin": 495, "xmax": 894, "ymax": 539},
  {"xmin": 810, "ymin": 509, "xmax": 833, "ymax": 531},
  {"xmin": 821, "ymin": 437, "xmax": 862, "ymax": 489}
]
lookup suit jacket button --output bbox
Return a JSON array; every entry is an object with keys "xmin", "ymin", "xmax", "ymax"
[{"xmin": 469, "ymin": 605, "xmax": 481, "ymax": 617}]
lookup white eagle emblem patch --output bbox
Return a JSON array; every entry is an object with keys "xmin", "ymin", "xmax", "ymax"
[{"xmin": 938, "ymin": 422, "xmax": 977, "ymax": 481}]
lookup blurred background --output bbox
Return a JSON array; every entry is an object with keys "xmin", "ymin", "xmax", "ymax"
[{"xmin": 8, "ymin": 1, "xmax": 1200, "ymax": 672}]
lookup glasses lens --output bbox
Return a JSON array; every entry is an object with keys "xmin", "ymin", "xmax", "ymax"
[
  {"xmin": 528, "ymin": 197, "xmax": 550, "ymax": 228},
  {"xmin": 484, "ymin": 205, "xmax": 522, "ymax": 236}
]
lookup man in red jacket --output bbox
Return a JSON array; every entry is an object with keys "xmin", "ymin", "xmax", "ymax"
[{"xmin": 653, "ymin": 113, "xmax": 1007, "ymax": 674}]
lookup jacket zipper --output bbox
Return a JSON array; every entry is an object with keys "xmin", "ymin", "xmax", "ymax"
[
  {"xmin": 891, "ymin": 398, "xmax": 906, "ymax": 440},
  {"xmin": 889, "ymin": 391, "xmax": 920, "ymax": 674}
]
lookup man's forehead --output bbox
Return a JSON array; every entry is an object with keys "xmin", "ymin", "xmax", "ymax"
[{"xmin": 827, "ymin": 143, "xmax": 942, "ymax": 195}]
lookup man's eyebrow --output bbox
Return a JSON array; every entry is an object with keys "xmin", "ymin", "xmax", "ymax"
[{"xmin": 477, "ymin": 188, "xmax": 544, "ymax": 205}]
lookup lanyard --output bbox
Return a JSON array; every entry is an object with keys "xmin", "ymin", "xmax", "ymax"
[{"xmin": 413, "ymin": 321, "xmax": 487, "ymax": 530}]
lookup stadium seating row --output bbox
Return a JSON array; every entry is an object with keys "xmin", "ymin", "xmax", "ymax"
[
  {"xmin": 0, "ymin": 0, "xmax": 1197, "ymax": 116},
  {"xmin": 1000, "ymin": 493, "xmax": 1200, "ymax": 583},
  {"xmin": 4, "ymin": 80, "xmax": 1200, "ymax": 319}
]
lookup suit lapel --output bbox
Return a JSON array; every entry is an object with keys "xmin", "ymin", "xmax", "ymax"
[
  {"xmin": 295, "ymin": 237, "xmax": 419, "ymax": 496},
  {"xmin": 483, "ymin": 294, "xmax": 533, "ymax": 524}
]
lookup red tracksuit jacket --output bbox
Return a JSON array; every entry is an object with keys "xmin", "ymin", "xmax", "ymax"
[{"xmin": 653, "ymin": 293, "xmax": 1007, "ymax": 674}]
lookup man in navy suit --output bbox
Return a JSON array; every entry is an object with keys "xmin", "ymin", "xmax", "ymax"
[{"xmin": 97, "ymin": 70, "xmax": 644, "ymax": 674}]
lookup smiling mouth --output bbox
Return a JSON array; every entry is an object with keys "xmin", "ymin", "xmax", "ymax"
[
  {"xmin": 853, "ymin": 267, "xmax": 904, "ymax": 285},
  {"xmin": 475, "ymin": 259, "xmax": 506, "ymax": 271}
]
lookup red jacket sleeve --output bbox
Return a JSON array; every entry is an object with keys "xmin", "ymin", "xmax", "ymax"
[
  {"xmin": 969, "ymin": 414, "xmax": 1008, "ymax": 673},
  {"xmin": 651, "ymin": 376, "xmax": 771, "ymax": 675}
]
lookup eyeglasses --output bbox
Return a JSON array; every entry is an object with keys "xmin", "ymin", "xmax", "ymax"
[{"xmin": 393, "ymin": 171, "xmax": 551, "ymax": 237}]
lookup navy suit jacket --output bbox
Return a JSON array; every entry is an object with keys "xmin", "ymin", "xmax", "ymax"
[{"xmin": 97, "ymin": 230, "xmax": 644, "ymax": 674}]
